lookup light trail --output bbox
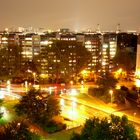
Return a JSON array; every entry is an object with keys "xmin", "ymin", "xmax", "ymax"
[
  {"xmin": 0, "ymin": 88, "xmax": 22, "ymax": 99},
  {"xmin": 60, "ymin": 94, "xmax": 140, "ymax": 136}
]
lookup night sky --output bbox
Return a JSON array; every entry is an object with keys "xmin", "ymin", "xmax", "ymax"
[{"xmin": 0, "ymin": 0, "xmax": 140, "ymax": 31}]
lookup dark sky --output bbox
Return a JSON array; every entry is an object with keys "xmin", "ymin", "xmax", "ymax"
[{"xmin": 0, "ymin": 0, "xmax": 140, "ymax": 31}]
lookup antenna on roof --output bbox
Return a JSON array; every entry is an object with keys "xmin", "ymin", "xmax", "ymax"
[{"xmin": 116, "ymin": 23, "xmax": 121, "ymax": 33}]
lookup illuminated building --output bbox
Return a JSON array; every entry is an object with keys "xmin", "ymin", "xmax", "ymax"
[
  {"xmin": 39, "ymin": 32, "xmax": 81, "ymax": 80},
  {"xmin": 39, "ymin": 33, "xmax": 57, "ymax": 76},
  {"xmin": 0, "ymin": 29, "xmax": 137, "ymax": 80},
  {"xmin": 20, "ymin": 33, "xmax": 37, "ymax": 60},
  {"xmin": 84, "ymin": 32, "xmax": 117, "ymax": 73},
  {"xmin": 136, "ymin": 35, "xmax": 140, "ymax": 78},
  {"xmin": 84, "ymin": 33, "xmax": 102, "ymax": 73},
  {"xmin": 0, "ymin": 32, "xmax": 20, "ymax": 76},
  {"xmin": 102, "ymin": 33, "xmax": 117, "ymax": 72}
]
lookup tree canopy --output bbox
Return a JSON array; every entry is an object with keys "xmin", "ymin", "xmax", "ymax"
[
  {"xmin": 71, "ymin": 115, "xmax": 138, "ymax": 140},
  {"xmin": 0, "ymin": 99, "xmax": 3, "ymax": 119},
  {"xmin": 41, "ymin": 40, "xmax": 91, "ymax": 82},
  {"xmin": 96, "ymin": 72, "xmax": 118, "ymax": 89},
  {"xmin": 0, "ymin": 119, "xmax": 41, "ymax": 140},
  {"xmin": 113, "ymin": 47, "xmax": 136, "ymax": 73},
  {"xmin": 14, "ymin": 89, "xmax": 61, "ymax": 125}
]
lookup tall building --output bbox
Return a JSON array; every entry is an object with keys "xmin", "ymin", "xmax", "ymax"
[
  {"xmin": 136, "ymin": 35, "xmax": 140, "ymax": 78},
  {"xmin": 102, "ymin": 33, "xmax": 117, "ymax": 72},
  {"xmin": 84, "ymin": 32, "xmax": 117, "ymax": 73},
  {"xmin": 0, "ymin": 32, "xmax": 20, "ymax": 76},
  {"xmin": 0, "ymin": 29, "xmax": 137, "ymax": 81},
  {"xmin": 84, "ymin": 33, "xmax": 102, "ymax": 73}
]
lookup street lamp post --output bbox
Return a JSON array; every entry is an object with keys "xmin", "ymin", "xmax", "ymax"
[
  {"xmin": 7, "ymin": 80, "xmax": 11, "ymax": 92},
  {"xmin": 71, "ymin": 100, "xmax": 76, "ymax": 127},
  {"xmin": 33, "ymin": 72, "xmax": 36, "ymax": 85},
  {"xmin": 135, "ymin": 79, "xmax": 140, "ymax": 105},
  {"xmin": 135, "ymin": 79, "xmax": 140, "ymax": 93},
  {"xmin": 109, "ymin": 90, "xmax": 113, "ymax": 106},
  {"xmin": 133, "ymin": 112, "xmax": 136, "ymax": 123},
  {"xmin": 25, "ymin": 81, "xmax": 28, "ymax": 92}
]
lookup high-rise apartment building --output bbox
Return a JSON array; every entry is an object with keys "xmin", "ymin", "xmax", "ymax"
[
  {"xmin": 0, "ymin": 32, "xmax": 20, "ymax": 76},
  {"xmin": 102, "ymin": 33, "xmax": 117, "ymax": 72},
  {"xmin": 84, "ymin": 33, "xmax": 102, "ymax": 73},
  {"xmin": 136, "ymin": 35, "xmax": 140, "ymax": 78},
  {"xmin": 0, "ymin": 29, "xmax": 137, "ymax": 81}
]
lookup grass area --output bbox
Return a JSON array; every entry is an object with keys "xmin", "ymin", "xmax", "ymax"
[
  {"xmin": 47, "ymin": 126, "xmax": 82, "ymax": 140},
  {"xmin": 3, "ymin": 99, "xmax": 19, "ymax": 109},
  {"xmin": 0, "ymin": 118, "xmax": 8, "ymax": 125},
  {"xmin": 0, "ymin": 98, "xmax": 19, "ymax": 125},
  {"xmin": 73, "ymin": 92, "xmax": 101, "ymax": 104}
]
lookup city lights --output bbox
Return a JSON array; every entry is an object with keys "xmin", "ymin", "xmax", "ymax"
[
  {"xmin": 109, "ymin": 90, "xmax": 113, "ymax": 106},
  {"xmin": 0, "ymin": 0, "xmax": 140, "ymax": 139}
]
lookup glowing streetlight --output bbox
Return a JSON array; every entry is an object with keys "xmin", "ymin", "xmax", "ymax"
[
  {"xmin": 25, "ymin": 81, "xmax": 28, "ymax": 92},
  {"xmin": 70, "ymin": 89, "xmax": 77, "ymax": 96},
  {"xmin": 60, "ymin": 98, "xmax": 65, "ymax": 111},
  {"xmin": 71, "ymin": 100, "xmax": 77, "ymax": 127},
  {"xmin": 81, "ymin": 80, "xmax": 84, "ymax": 88},
  {"xmin": 60, "ymin": 98, "xmax": 65, "ymax": 106},
  {"xmin": 133, "ymin": 112, "xmax": 136, "ymax": 123},
  {"xmin": 70, "ymin": 80, "xmax": 73, "ymax": 86},
  {"xmin": 7, "ymin": 80, "xmax": 11, "ymax": 92},
  {"xmin": 135, "ymin": 79, "xmax": 140, "ymax": 105},
  {"xmin": 0, "ymin": 90, "xmax": 4, "ymax": 99},
  {"xmin": 135, "ymin": 79, "xmax": 140, "ymax": 92},
  {"xmin": 109, "ymin": 90, "xmax": 113, "ymax": 106},
  {"xmin": 33, "ymin": 72, "xmax": 36, "ymax": 85}
]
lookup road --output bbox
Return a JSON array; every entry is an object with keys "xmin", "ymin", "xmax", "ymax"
[
  {"xmin": 60, "ymin": 94, "xmax": 140, "ymax": 136},
  {"xmin": 1, "ymin": 83, "xmax": 140, "ymax": 136},
  {"xmin": 60, "ymin": 98, "xmax": 109, "ymax": 128}
]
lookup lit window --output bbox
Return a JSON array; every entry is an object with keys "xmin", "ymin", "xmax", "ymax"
[{"xmin": 103, "ymin": 44, "xmax": 108, "ymax": 48}]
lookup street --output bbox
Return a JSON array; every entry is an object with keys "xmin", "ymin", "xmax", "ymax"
[{"xmin": 0, "ymin": 83, "xmax": 140, "ymax": 136}]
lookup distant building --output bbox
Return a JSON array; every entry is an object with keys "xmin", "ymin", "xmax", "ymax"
[{"xmin": 117, "ymin": 32, "xmax": 137, "ymax": 52}]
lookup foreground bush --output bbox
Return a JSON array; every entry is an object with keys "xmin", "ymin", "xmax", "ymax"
[
  {"xmin": 43, "ymin": 120, "xmax": 66, "ymax": 133},
  {"xmin": 71, "ymin": 115, "xmax": 138, "ymax": 140},
  {"xmin": 0, "ymin": 119, "xmax": 42, "ymax": 140}
]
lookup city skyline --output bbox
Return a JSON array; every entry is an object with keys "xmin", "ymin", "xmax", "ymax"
[{"xmin": 0, "ymin": 0, "xmax": 140, "ymax": 32}]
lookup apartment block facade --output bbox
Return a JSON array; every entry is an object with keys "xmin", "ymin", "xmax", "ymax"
[{"xmin": 0, "ymin": 30, "xmax": 137, "ymax": 80}]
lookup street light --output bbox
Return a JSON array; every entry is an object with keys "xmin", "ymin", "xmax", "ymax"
[
  {"xmin": 109, "ymin": 90, "xmax": 113, "ymax": 106},
  {"xmin": 133, "ymin": 112, "xmax": 136, "ymax": 123},
  {"xmin": 25, "ymin": 81, "xmax": 28, "ymax": 92},
  {"xmin": 7, "ymin": 80, "xmax": 11, "ymax": 92},
  {"xmin": 33, "ymin": 72, "xmax": 36, "ymax": 85},
  {"xmin": 135, "ymin": 79, "xmax": 140, "ymax": 93},
  {"xmin": 70, "ymin": 80, "xmax": 73, "ymax": 86},
  {"xmin": 71, "ymin": 100, "xmax": 77, "ymax": 127},
  {"xmin": 135, "ymin": 79, "xmax": 140, "ymax": 105}
]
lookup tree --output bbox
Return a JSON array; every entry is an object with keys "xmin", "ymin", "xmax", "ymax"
[
  {"xmin": 41, "ymin": 40, "xmax": 91, "ymax": 83},
  {"xmin": 96, "ymin": 72, "xmax": 118, "ymax": 90},
  {"xmin": 0, "ymin": 119, "xmax": 41, "ymax": 140},
  {"xmin": 14, "ymin": 89, "xmax": 60, "ymax": 125},
  {"xmin": 0, "ymin": 47, "xmax": 9, "ymax": 77},
  {"xmin": 71, "ymin": 115, "xmax": 138, "ymax": 140},
  {"xmin": 0, "ymin": 99, "xmax": 3, "ymax": 119},
  {"xmin": 113, "ymin": 47, "xmax": 136, "ymax": 73}
]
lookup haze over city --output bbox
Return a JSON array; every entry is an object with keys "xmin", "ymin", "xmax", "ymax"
[{"xmin": 0, "ymin": 0, "xmax": 140, "ymax": 31}]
